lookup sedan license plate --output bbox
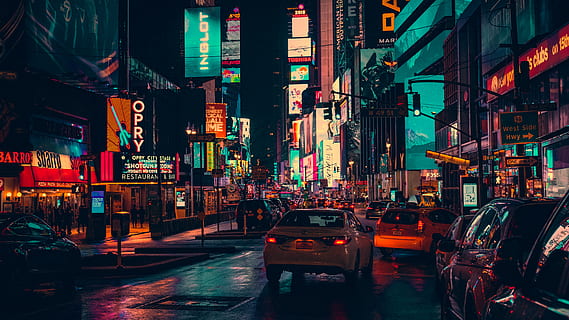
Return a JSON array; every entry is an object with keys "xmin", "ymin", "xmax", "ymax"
[
  {"xmin": 392, "ymin": 230, "xmax": 403, "ymax": 236},
  {"xmin": 296, "ymin": 240, "xmax": 313, "ymax": 249}
]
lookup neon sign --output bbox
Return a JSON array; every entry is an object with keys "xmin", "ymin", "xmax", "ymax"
[
  {"xmin": 0, "ymin": 151, "xmax": 32, "ymax": 164},
  {"xmin": 132, "ymin": 100, "xmax": 145, "ymax": 152}
]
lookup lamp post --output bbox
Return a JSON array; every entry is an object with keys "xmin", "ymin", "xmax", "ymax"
[
  {"xmin": 185, "ymin": 126, "xmax": 197, "ymax": 217},
  {"xmin": 348, "ymin": 160, "xmax": 355, "ymax": 202}
]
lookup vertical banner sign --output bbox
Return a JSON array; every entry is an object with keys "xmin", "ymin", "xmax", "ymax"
[
  {"xmin": 184, "ymin": 7, "xmax": 221, "ymax": 77},
  {"xmin": 206, "ymin": 142, "xmax": 215, "ymax": 172},
  {"xmin": 107, "ymin": 98, "xmax": 132, "ymax": 152},
  {"xmin": 205, "ymin": 103, "xmax": 227, "ymax": 138}
]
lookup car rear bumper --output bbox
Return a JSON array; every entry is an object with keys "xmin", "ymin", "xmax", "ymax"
[
  {"xmin": 263, "ymin": 245, "xmax": 352, "ymax": 273},
  {"xmin": 374, "ymin": 235, "xmax": 425, "ymax": 251}
]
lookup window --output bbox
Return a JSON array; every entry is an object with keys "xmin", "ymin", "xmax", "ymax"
[
  {"xmin": 8, "ymin": 218, "xmax": 32, "ymax": 236},
  {"xmin": 462, "ymin": 207, "xmax": 500, "ymax": 249},
  {"xmin": 27, "ymin": 217, "xmax": 54, "ymax": 237}
]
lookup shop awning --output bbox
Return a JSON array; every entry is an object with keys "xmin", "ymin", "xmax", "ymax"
[{"xmin": 20, "ymin": 166, "xmax": 97, "ymax": 188}]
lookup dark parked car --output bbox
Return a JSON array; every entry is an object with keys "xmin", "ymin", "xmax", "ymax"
[
  {"xmin": 0, "ymin": 214, "xmax": 81, "ymax": 296},
  {"xmin": 483, "ymin": 193, "xmax": 569, "ymax": 320},
  {"xmin": 439, "ymin": 198, "xmax": 559, "ymax": 320},
  {"xmin": 365, "ymin": 200, "xmax": 395, "ymax": 219},
  {"xmin": 235, "ymin": 199, "xmax": 280, "ymax": 231},
  {"xmin": 432, "ymin": 214, "xmax": 475, "ymax": 292}
]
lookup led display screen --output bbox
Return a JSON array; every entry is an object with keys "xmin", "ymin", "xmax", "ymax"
[
  {"xmin": 288, "ymin": 38, "xmax": 312, "ymax": 57},
  {"xmin": 222, "ymin": 41, "xmax": 240, "ymax": 63},
  {"xmin": 92, "ymin": 191, "xmax": 105, "ymax": 214},
  {"xmin": 289, "ymin": 84, "xmax": 308, "ymax": 115},
  {"xmin": 292, "ymin": 16, "xmax": 309, "ymax": 38},
  {"xmin": 25, "ymin": 0, "xmax": 119, "ymax": 88},
  {"xmin": 115, "ymin": 154, "xmax": 177, "ymax": 182},
  {"xmin": 205, "ymin": 103, "xmax": 227, "ymax": 138},
  {"xmin": 185, "ymin": 7, "xmax": 221, "ymax": 77},
  {"xmin": 290, "ymin": 65, "xmax": 309, "ymax": 81},
  {"xmin": 405, "ymin": 76, "xmax": 444, "ymax": 170},
  {"xmin": 222, "ymin": 68, "xmax": 241, "ymax": 83},
  {"xmin": 360, "ymin": 49, "xmax": 396, "ymax": 107}
]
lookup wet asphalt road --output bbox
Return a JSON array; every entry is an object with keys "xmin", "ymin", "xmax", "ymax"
[{"xmin": 2, "ymin": 210, "xmax": 442, "ymax": 320}]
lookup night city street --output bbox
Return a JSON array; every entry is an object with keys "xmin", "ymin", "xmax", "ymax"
[{"xmin": 2, "ymin": 0, "xmax": 569, "ymax": 319}]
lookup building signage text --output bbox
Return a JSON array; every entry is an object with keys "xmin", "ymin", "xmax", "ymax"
[
  {"xmin": 117, "ymin": 154, "xmax": 176, "ymax": 182},
  {"xmin": 132, "ymin": 100, "xmax": 145, "ymax": 152},
  {"xmin": 0, "ymin": 151, "xmax": 33, "ymax": 164}
]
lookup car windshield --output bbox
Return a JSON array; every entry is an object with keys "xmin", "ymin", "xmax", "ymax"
[
  {"xmin": 278, "ymin": 210, "xmax": 345, "ymax": 228},
  {"xmin": 382, "ymin": 210, "xmax": 419, "ymax": 225}
]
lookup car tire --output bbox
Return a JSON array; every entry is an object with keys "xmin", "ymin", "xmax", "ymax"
[
  {"xmin": 361, "ymin": 248, "xmax": 374, "ymax": 277},
  {"xmin": 266, "ymin": 266, "xmax": 282, "ymax": 284},
  {"xmin": 380, "ymin": 248, "xmax": 393, "ymax": 256}
]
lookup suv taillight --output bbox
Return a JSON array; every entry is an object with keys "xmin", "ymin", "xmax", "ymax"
[{"xmin": 417, "ymin": 220, "xmax": 424, "ymax": 233}]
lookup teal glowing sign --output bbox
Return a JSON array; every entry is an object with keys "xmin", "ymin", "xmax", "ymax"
[{"xmin": 184, "ymin": 7, "xmax": 221, "ymax": 77}]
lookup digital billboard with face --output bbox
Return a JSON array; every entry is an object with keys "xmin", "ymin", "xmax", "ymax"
[
  {"xmin": 185, "ymin": 7, "xmax": 221, "ymax": 77},
  {"xmin": 290, "ymin": 65, "xmax": 310, "ymax": 81}
]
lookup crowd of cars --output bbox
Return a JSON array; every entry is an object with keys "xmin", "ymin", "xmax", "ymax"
[{"xmin": 260, "ymin": 193, "xmax": 569, "ymax": 320}]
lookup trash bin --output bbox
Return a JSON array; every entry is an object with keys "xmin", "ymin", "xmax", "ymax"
[{"xmin": 111, "ymin": 211, "xmax": 130, "ymax": 238}]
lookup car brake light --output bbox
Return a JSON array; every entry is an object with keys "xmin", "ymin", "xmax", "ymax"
[
  {"xmin": 322, "ymin": 236, "xmax": 351, "ymax": 246},
  {"xmin": 266, "ymin": 234, "xmax": 287, "ymax": 244},
  {"xmin": 366, "ymin": 207, "xmax": 372, "ymax": 210},
  {"xmin": 266, "ymin": 236, "xmax": 277, "ymax": 243},
  {"xmin": 417, "ymin": 220, "xmax": 424, "ymax": 233}
]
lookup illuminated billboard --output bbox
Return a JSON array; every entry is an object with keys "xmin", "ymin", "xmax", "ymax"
[
  {"xmin": 289, "ymin": 84, "xmax": 308, "ymax": 115},
  {"xmin": 205, "ymin": 103, "xmax": 227, "ymax": 138},
  {"xmin": 222, "ymin": 68, "xmax": 241, "ymax": 83},
  {"xmin": 360, "ymin": 49, "xmax": 396, "ymax": 107},
  {"xmin": 222, "ymin": 41, "xmax": 240, "ymax": 63},
  {"xmin": 405, "ymin": 75, "xmax": 444, "ymax": 170},
  {"xmin": 107, "ymin": 98, "xmax": 132, "ymax": 152},
  {"xmin": 290, "ymin": 65, "xmax": 309, "ymax": 81},
  {"xmin": 115, "ymin": 154, "xmax": 177, "ymax": 182},
  {"xmin": 25, "ymin": 0, "xmax": 119, "ymax": 88},
  {"xmin": 288, "ymin": 38, "xmax": 312, "ymax": 57},
  {"xmin": 292, "ymin": 16, "xmax": 309, "ymax": 38},
  {"xmin": 184, "ymin": 7, "xmax": 221, "ymax": 77}
]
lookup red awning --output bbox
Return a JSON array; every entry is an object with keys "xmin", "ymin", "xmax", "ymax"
[{"xmin": 20, "ymin": 166, "xmax": 97, "ymax": 188}]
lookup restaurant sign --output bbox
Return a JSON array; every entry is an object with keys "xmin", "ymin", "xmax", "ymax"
[
  {"xmin": 487, "ymin": 22, "xmax": 569, "ymax": 100},
  {"xmin": 115, "ymin": 154, "xmax": 177, "ymax": 182},
  {"xmin": 0, "ymin": 151, "xmax": 33, "ymax": 164}
]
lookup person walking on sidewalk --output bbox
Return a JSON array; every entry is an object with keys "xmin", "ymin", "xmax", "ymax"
[
  {"xmin": 137, "ymin": 207, "xmax": 145, "ymax": 227},
  {"xmin": 131, "ymin": 207, "xmax": 139, "ymax": 228}
]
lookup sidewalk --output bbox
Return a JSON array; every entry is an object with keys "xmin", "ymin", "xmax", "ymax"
[{"xmin": 69, "ymin": 219, "xmax": 265, "ymax": 277}]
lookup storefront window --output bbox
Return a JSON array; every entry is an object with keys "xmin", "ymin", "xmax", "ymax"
[{"xmin": 544, "ymin": 141, "xmax": 569, "ymax": 198}]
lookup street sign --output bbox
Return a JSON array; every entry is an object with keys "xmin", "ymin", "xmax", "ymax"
[
  {"xmin": 187, "ymin": 133, "xmax": 216, "ymax": 142},
  {"xmin": 505, "ymin": 156, "xmax": 539, "ymax": 167},
  {"xmin": 499, "ymin": 111, "xmax": 539, "ymax": 145},
  {"xmin": 362, "ymin": 108, "xmax": 406, "ymax": 117}
]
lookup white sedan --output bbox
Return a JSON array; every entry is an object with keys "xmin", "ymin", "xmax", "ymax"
[{"xmin": 263, "ymin": 209, "xmax": 374, "ymax": 285}]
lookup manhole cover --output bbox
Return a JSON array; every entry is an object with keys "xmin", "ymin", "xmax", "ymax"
[{"xmin": 130, "ymin": 295, "xmax": 253, "ymax": 311}]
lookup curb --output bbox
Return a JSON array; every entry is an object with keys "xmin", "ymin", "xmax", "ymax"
[
  {"xmin": 80, "ymin": 253, "xmax": 209, "ymax": 277},
  {"xmin": 135, "ymin": 246, "xmax": 237, "ymax": 254}
]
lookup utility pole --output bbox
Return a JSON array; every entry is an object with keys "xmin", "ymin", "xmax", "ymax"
[{"xmin": 509, "ymin": 0, "xmax": 528, "ymax": 198}]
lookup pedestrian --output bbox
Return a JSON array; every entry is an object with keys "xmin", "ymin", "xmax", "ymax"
[
  {"xmin": 78, "ymin": 206, "xmax": 88, "ymax": 233},
  {"xmin": 63, "ymin": 206, "xmax": 73, "ymax": 235},
  {"xmin": 131, "ymin": 207, "xmax": 138, "ymax": 228},
  {"xmin": 137, "ymin": 207, "xmax": 145, "ymax": 227}
]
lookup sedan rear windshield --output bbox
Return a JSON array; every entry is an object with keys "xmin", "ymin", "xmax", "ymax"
[
  {"xmin": 278, "ymin": 211, "xmax": 344, "ymax": 228},
  {"xmin": 381, "ymin": 210, "xmax": 419, "ymax": 225},
  {"xmin": 369, "ymin": 202, "xmax": 389, "ymax": 209},
  {"xmin": 238, "ymin": 200, "xmax": 268, "ymax": 211}
]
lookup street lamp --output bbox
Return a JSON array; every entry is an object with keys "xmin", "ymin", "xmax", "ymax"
[
  {"xmin": 185, "ymin": 125, "xmax": 197, "ymax": 216},
  {"xmin": 348, "ymin": 160, "xmax": 355, "ymax": 202}
]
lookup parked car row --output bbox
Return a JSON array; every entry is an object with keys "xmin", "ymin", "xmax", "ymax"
[{"xmin": 432, "ymin": 197, "xmax": 566, "ymax": 320}]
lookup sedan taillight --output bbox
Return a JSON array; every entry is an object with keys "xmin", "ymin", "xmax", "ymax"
[
  {"xmin": 265, "ymin": 234, "xmax": 288, "ymax": 244},
  {"xmin": 322, "ymin": 236, "xmax": 351, "ymax": 246},
  {"xmin": 417, "ymin": 220, "xmax": 424, "ymax": 233}
]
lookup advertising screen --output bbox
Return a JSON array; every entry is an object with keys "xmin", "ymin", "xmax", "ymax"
[
  {"xmin": 222, "ymin": 41, "xmax": 240, "ymax": 63},
  {"xmin": 107, "ymin": 98, "xmax": 132, "ymax": 152},
  {"xmin": 92, "ymin": 191, "xmax": 105, "ymax": 214},
  {"xmin": 290, "ymin": 65, "xmax": 310, "ymax": 81},
  {"xmin": 289, "ymin": 84, "xmax": 308, "ymax": 115},
  {"xmin": 115, "ymin": 154, "xmax": 177, "ymax": 182},
  {"xmin": 359, "ymin": 48, "xmax": 396, "ymax": 108},
  {"xmin": 176, "ymin": 190, "xmax": 186, "ymax": 208},
  {"xmin": 222, "ymin": 68, "xmax": 241, "ymax": 83},
  {"xmin": 288, "ymin": 38, "xmax": 312, "ymax": 57},
  {"xmin": 205, "ymin": 103, "xmax": 227, "ymax": 138},
  {"xmin": 185, "ymin": 7, "xmax": 221, "ymax": 77},
  {"xmin": 26, "ymin": 0, "xmax": 119, "ymax": 89},
  {"xmin": 292, "ymin": 16, "xmax": 309, "ymax": 38}
]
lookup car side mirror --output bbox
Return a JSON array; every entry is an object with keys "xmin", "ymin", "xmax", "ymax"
[
  {"xmin": 437, "ymin": 239, "xmax": 456, "ymax": 252},
  {"xmin": 364, "ymin": 226, "xmax": 373, "ymax": 233},
  {"xmin": 496, "ymin": 238, "xmax": 522, "ymax": 260},
  {"xmin": 493, "ymin": 259, "xmax": 522, "ymax": 286},
  {"xmin": 432, "ymin": 233, "xmax": 444, "ymax": 241}
]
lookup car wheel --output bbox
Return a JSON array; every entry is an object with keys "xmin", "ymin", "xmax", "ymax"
[
  {"xmin": 266, "ymin": 266, "xmax": 282, "ymax": 285},
  {"xmin": 344, "ymin": 252, "xmax": 360, "ymax": 285},
  {"xmin": 380, "ymin": 248, "xmax": 393, "ymax": 256},
  {"xmin": 362, "ymin": 248, "xmax": 374, "ymax": 277}
]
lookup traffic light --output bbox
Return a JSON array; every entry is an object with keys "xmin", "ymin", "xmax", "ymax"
[
  {"xmin": 79, "ymin": 164, "xmax": 86, "ymax": 180},
  {"xmin": 333, "ymin": 102, "xmax": 341, "ymax": 120},
  {"xmin": 412, "ymin": 93, "xmax": 421, "ymax": 116},
  {"xmin": 323, "ymin": 103, "xmax": 333, "ymax": 120}
]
